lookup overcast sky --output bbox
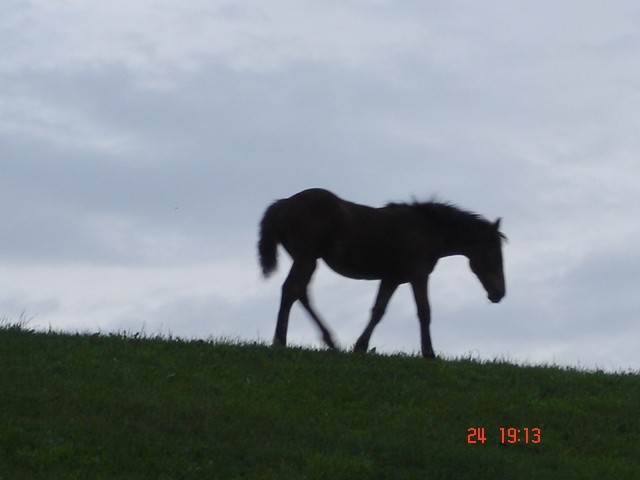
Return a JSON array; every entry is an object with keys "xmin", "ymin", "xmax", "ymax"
[{"xmin": 2, "ymin": 1, "xmax": 639, "ymax": 372}]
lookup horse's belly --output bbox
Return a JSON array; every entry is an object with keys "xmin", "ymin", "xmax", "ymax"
[
  {"xmin": 322, "ymin": 247, "xmax": 405, "ymax": 281},
  {"xmin": 323, "ymin": 257, "xmax": 380, "ymax": 280}
]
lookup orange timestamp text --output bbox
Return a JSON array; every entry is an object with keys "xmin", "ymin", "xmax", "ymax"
[{"xmin": 467, "ymin": 427, "xmax": 541, "ymax": 444}]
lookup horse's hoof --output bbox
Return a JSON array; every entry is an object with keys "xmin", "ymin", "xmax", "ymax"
[{"xmin": 323, "ymin": 336, "xmax": 338, "ymax": 350}]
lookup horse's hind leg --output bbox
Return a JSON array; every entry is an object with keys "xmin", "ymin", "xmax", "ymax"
[
  {"xmin": 299, "ymin": 290, "xmax": 337, "ymax": 349},
  {"xmin": 273, "ymin": 279, "xmax": 295, "ymax": 348},
  {"xmin": 273, "ymin": 260, "xmax": 337, "ymax": 349}
]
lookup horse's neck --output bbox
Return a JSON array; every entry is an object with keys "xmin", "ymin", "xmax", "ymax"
[{"xmin": 436, "ymin": 225, "xmax": 477, "ymax": 259}]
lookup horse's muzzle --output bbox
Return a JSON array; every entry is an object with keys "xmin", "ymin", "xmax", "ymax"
[
  {"xmin": 488, "ymin": 291, "xmax": 504, "ymax": 303},
  {"xmin": 487, "ymin": 280, "xmax": 505, "ymax": 303},
  {"xmin": 485, "ymin": 274, "xmax": 506, "ymax": 303}
]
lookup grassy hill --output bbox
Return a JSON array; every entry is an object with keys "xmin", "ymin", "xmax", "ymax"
[{"xmin": 1, "ymin": 323, "xmax": 638, "ymax": 479}]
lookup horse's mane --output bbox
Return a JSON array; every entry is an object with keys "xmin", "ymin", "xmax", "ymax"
[{"xmin": 386, "ymin": 200, "xmax": 506, "ymax": 240}]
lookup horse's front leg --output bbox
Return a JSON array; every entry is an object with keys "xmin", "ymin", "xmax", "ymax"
[
  {"xmin": 411, "ymin": 276, "xmax": 436, "ymax": 359},
  {"xmin": 354, "ymin": 280, "xmax": 398, "ymax": 354}
]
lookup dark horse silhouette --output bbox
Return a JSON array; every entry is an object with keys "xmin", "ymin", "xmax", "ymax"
[{"xmin": 258, "ymin": 188, "xmax": 506, "ymax": 358}]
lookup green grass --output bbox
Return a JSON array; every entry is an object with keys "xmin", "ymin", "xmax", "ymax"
[{"xmin": 1, "ymin": 322, "xmax": 639, "ymax": 479}]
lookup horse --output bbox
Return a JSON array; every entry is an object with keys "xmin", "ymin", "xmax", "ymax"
[{"xmin": 258, "ymin": 188, "xmax": 506, "ymax": 358}]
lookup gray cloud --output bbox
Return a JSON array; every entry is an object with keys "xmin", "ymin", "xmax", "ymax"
[{"xmin": 1, "ymin": 1, "xmax": 639, "ymax": 371}]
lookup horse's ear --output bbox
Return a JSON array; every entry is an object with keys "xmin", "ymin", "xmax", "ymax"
[{"xmin": 494, "ymin": 217, "xmax": 508, "ymax": 242}]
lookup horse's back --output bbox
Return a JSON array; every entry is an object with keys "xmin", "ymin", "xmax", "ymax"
[{"xmin": 286, "ymin": 188, "xmax": 342, "ymax": 205}]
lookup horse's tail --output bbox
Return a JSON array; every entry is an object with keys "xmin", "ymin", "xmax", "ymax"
[{"xmin": 258, "ymin": 200, "xmax": 283, "ymax": 277}]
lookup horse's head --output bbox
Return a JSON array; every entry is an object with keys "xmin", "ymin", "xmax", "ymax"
[{"xmin": 467, "ymin": 218, "xmax": 506, "ymax": 303}]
